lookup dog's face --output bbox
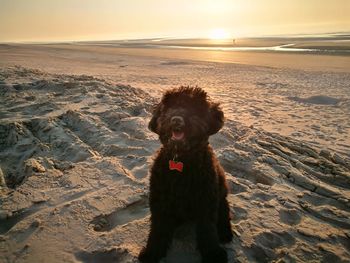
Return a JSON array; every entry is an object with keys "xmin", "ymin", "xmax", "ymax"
[{"xmin": 149, "ymin": 87, "xmax": 224, "ymax": 151}]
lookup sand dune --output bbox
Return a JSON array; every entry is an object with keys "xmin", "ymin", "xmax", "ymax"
[{"xmin": 0, "ymin": 66, "xmax": 349, "ymax": 262}]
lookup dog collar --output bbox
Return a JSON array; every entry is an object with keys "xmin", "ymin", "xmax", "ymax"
[
  {"xmin": 169, "ymin": 145, "xmax": 183, "ymax": 172},
  {"xmin": 169, "ymin": 160, "xmax": 183, "ymax": 172}
]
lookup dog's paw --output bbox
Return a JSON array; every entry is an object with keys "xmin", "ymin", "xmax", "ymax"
[
  {"xmin": 202, "ymin": 247, "xmax": 227, "ymax": 263},
  {"xmin": 138, "ymin": 247, "xmax": 159, "ymax": 263}
]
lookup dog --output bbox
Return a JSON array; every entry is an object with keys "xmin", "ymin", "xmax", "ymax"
[{"xmin": 139, "ymin": 87, "xmax": 233, "ymax": 263}]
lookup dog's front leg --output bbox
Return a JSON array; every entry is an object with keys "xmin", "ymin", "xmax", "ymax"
[
  {"xmin": 217, "ymin": 198, "xmax": 233, "ymax": 243},
  {"xmin": 196, "ymin": 219, "xmax": 228, "ymax": 263},
  {"xmin": 139, "ymin": 216, "xmax": 176, "ymax": 263}
]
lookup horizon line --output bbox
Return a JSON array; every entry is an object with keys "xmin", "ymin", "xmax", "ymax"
[{"xmin": 1, "ymin": 30, "xmax": 349, "ymax": 45}]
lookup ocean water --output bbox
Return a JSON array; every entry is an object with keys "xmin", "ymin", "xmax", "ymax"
[{"xmin": 78, "ymin": 33, "xmax": 350, "ymax": 55}]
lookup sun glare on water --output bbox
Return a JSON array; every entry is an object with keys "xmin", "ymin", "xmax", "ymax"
[{"xmin": 209, "ymin": 28, "xmax": 231, "ymax": 40}]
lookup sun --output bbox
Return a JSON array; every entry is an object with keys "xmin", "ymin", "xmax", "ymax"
[{"xmin": 209, "ymin": 28, "xmax": 231, "ymax": 40}]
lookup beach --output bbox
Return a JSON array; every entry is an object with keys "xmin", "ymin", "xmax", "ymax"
[
  {"xmin": 1, "ymin": 42, "xmax": 350, "ymax": 154},
  {"xmin": 0, "ymin": 43, "xmax": 350, "ymax": 262}
]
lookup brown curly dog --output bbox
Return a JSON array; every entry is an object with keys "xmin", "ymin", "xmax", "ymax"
[{"xmin": 139, "ymin": 87, "xmax": 232, "ymax": 263}]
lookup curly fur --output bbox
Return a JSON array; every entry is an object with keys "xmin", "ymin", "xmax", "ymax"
[{"xmin": 139, "ymin": 86, "xmax": 233, "ymax": 263}]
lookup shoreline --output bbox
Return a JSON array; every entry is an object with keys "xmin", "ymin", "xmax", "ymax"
[{"xmin": 1, "ymin": 43, "xmax": 350, "ymax": 73}]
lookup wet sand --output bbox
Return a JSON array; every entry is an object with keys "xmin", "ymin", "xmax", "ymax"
[{"xmin": 1, "ymin": 43, "xmax": 350, "ymax": 72}]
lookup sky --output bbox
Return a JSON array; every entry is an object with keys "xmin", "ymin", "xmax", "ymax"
[{"xmin": 0, "ymin": 0, "xmax": 349, "ymax": 42}]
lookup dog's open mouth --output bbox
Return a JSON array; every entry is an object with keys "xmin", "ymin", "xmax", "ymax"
[{"xmin": 171, "ymin": 130, "xmax": 185, "ymax": 141}]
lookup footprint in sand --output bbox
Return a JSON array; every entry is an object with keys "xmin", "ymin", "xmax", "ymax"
[
  {"xmin": 231, "ymin": 206, "xmax": 247, "ymax": 223},
  {"xmin": 320, "ymin": 248, "xmax": 343, "ymax": 263},
  {"xmin": 279, "ymin": 208, "xmax": 302, "ymax": 225},
  {"xmin": 0, "ymin": 202, "xmax": 46, "ymax": 235},
  {"xmin": 226, "ymin": 177, "xmax": 249, "ymax": 194},
  {"xmin": 0, "ymin": 189, "xmax": 91, "ymax": 235},
  {"xmin": 245, "ymin": 243, "xmax": 273, "ymax": 263},
  {"xmin": 251, "ymin": 191, "xmax": 274, "ymax": 202},
  {"xmin": 90, "ymin": 196, "xmax": 149, "ymax": 232},
  {"xmin": 299, "ymin": 202, "xmax": 350, "ymax": 229},
  {"xmin": 245, "ymin": 231, "xmax": 295, "ymax": 263},
  {"xmin": 254, "ymin": 230, "xmax": 295, "ymax": 249},
  {"xmin": 75, "ymin": 247, "xmax": 128, "ymax": 263}
]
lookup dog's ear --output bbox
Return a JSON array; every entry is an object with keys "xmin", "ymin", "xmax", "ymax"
[
  {"xmin": 148, "ymin": 103, "xmax": 162, "ymax": 134},
  {"xmin": 208, "ymin": 103, "xmax": 224, "ymax": 135}
]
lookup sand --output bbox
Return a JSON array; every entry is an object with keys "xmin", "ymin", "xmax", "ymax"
[{"xmin": 0, "ymin": 45, "xmax": 350, "ymax": 263}]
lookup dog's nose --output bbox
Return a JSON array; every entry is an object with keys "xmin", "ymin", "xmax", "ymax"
[{"xmin": 171, "ymin": 116, "xmax": 184, "ymax": 126}]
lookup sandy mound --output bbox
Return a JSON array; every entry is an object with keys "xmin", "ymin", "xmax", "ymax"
[{"xmin": 0, "ymin": 67, "xmax": 349, "ymax": 263}]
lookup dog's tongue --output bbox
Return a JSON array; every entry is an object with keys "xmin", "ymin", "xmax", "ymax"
[{"xmin": 172, "ymin": 131, "xmax": 184, "ymax": 140}]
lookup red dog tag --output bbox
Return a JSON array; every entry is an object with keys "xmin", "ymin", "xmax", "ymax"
[{"xmin": 169, "ymin": 160, "xmax": 183, "ymax": 172}]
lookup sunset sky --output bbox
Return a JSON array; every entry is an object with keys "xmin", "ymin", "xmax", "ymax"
[{"xmin": 0, "ymin": 0, "xmax": 349, "ymax": 42}]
